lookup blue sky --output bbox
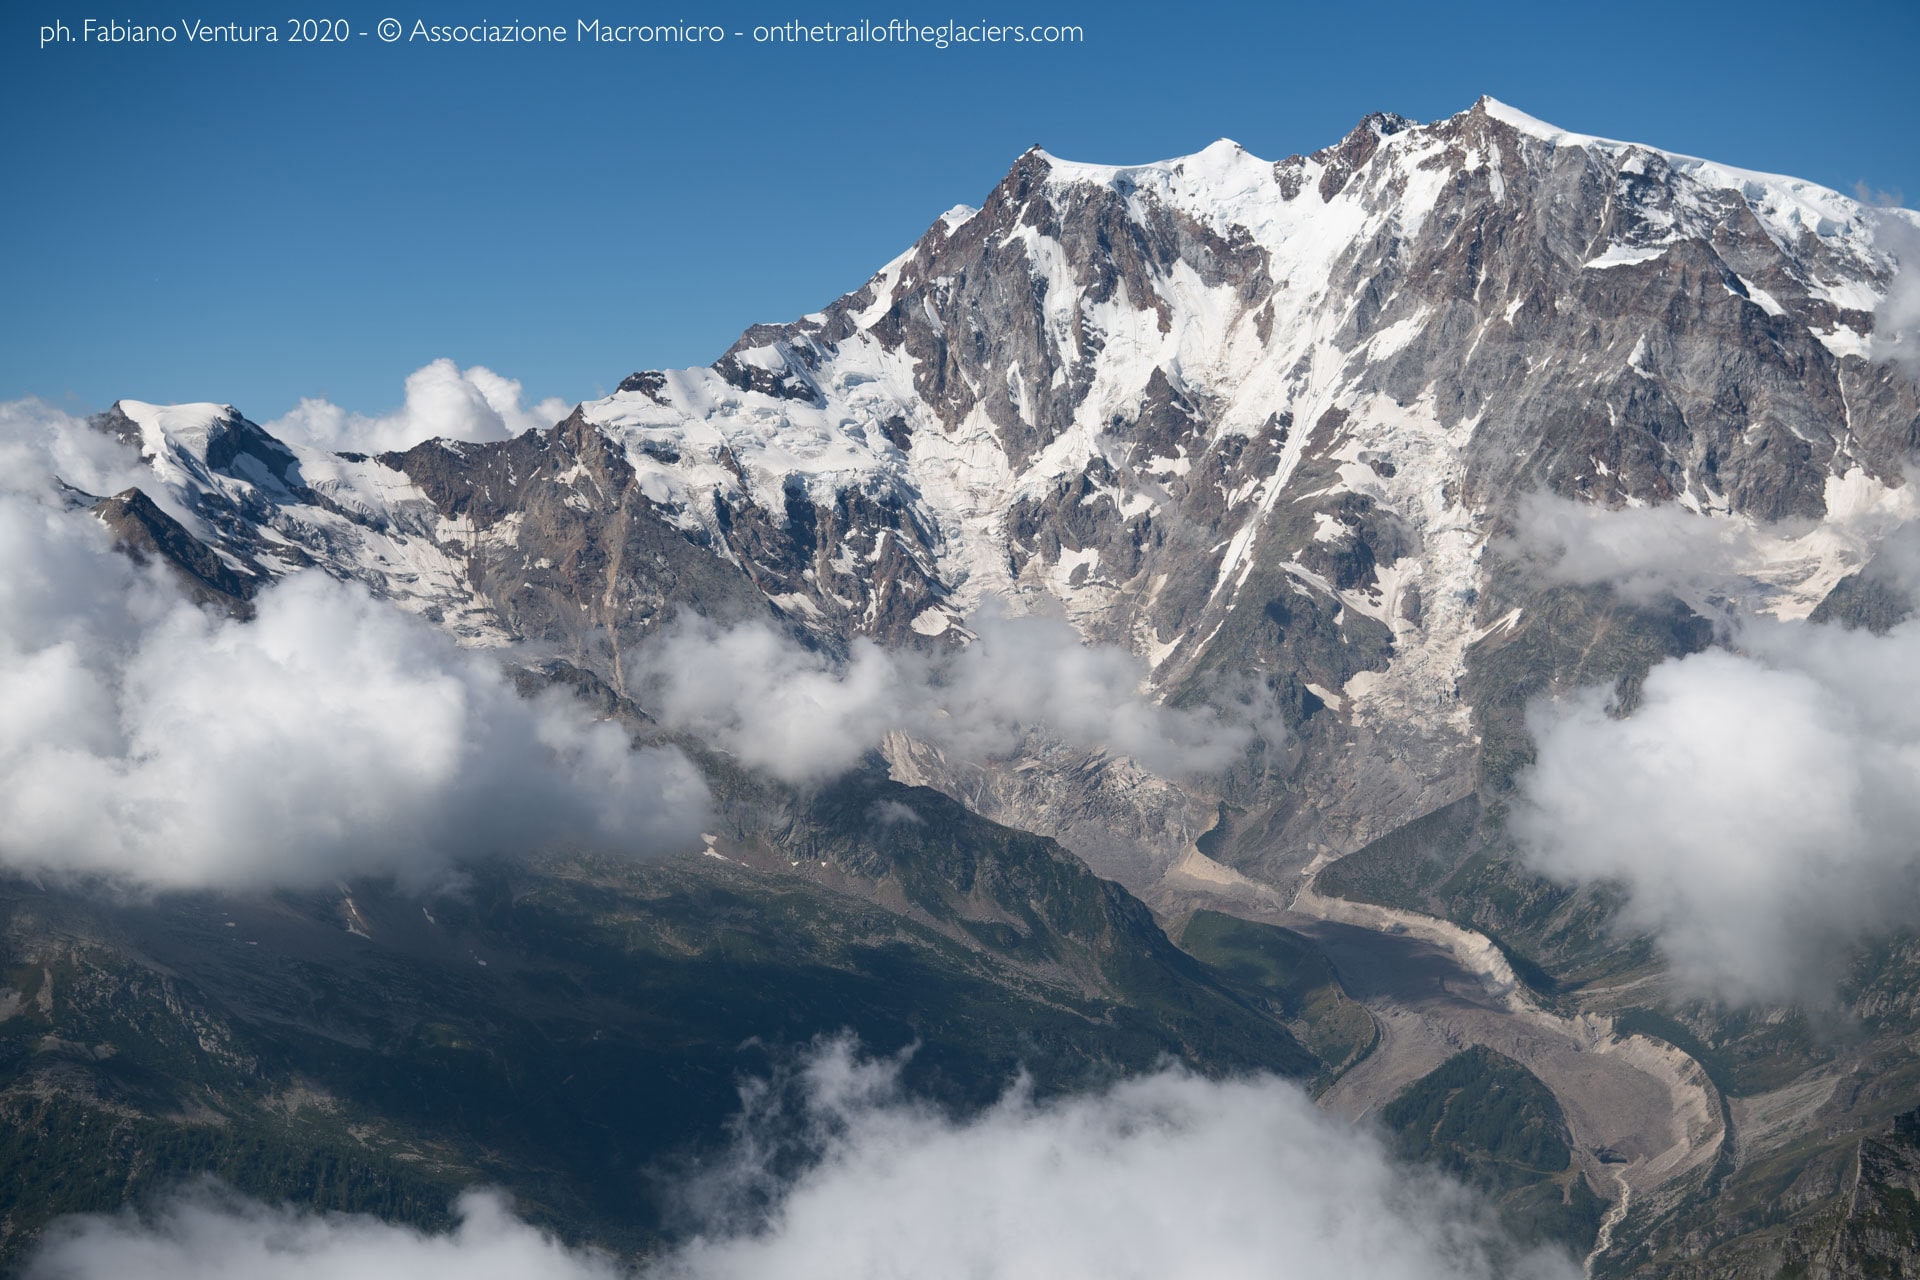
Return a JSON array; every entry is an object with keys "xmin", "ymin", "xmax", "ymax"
[{"xmin": 3, "ymin": 0, "xmax": 1916, "ymax": 420}]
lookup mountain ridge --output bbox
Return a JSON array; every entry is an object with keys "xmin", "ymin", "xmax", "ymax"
[{"xmin": 72, "ymin": 96, "xmax": 1919, "ymax": 907}]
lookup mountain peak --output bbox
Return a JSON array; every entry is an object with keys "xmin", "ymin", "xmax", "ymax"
[
  {"xmin": 107, "ymin": 399, "xmax": 245, "ymax": 459},
  {"xmin": 1022, "ymin": 134, "xmax": 1277, "ymax": 204},
  {"xmin": 1355, "ymin": 110, "xmax": 1414, "ymax": 138},
  {"xmin": 1471, "ymin": 95, "xmax": 1604, "ymax": 147},
  {"xmin": 113, "ymin": 399, "xmax": 238, "ymax": 429}
]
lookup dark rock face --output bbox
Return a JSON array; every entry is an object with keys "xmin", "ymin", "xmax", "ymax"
[
  {"xmin": 90, "ymin": 487, "xmax": 260, "ymax": 614},
  {"xmin": 1810, "ymin": 527, "xmax": 1920, "ymax": 634},
  {"xmin": 1812, "ymin": 569, "xmax": 1914, "ymax": 634},
  {"xmin": 1615, "ymin": 1115, "xmax": 1920, "ymax": 1280},
  {"xmin": 1819, "ymin": 1132, "xmax": 1920, "ymax": 1278}
]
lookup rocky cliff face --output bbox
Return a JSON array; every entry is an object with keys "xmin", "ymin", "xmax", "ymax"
[{"xmin": 75, "ymin": 98, "xmax": 1919, "ymax": 899}]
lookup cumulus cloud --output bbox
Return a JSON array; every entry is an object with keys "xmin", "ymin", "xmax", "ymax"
[
  {"xmin": 1507, "ymin": 485, "xmax": 1920, "ymax": 631},
  {"xmin": 266, "ymin": 359, "xmax": 570, "ymax": 455},
  {"xmin": 0, "ymin": 399, "xmax": 158, "ymax": 502},
  {"xmin": 1512, "ymin": 615, "xmax": 1920, "ymax": 1004},
  {"xmin": 24, "ymin": 1040, "xmax": 1578, "ymax": 1280},
  {"xmin": 1871, "ymin": 211, "xmax": 1920, "ymax": 372},
  {"xmin": 1858, "ymin": 523, "xmax": 1920, "ymax": 602},
  {"xmin": 1507, "ymin": 490, "xmax": 1780, "ymax": 603},
  {"xmin": 0, "ymin": 405, "xmax": 708, "ymax": 891},
  {"xmin": 659, "ymin": 1040, "xmax": 1576, "ymax": 1280},
  {"xmin": 629, "ymin": 610, "xmax": 1278, "ymax": 784}
]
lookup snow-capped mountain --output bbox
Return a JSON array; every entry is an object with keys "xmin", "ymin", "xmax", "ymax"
[{"xmin": 77, "ymin": 96, "xmax": 1920, "ymax": 892}]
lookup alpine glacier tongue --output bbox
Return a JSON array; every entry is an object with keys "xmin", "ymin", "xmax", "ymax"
[{"xmin": 83, "ymin": 98, "xmax": 1920, "ymax": 899}]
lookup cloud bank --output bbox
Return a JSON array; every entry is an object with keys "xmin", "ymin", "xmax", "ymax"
[
  {"xmin": 1, "ymin": 399, "xmax": 164, "ymax": 506},
  {"xmin": 630, "ymin": 611, "xmax": 1278, "ymax": 784},
  {"xmin": 0, "ymin": 403, "xmax": 708, "ymax": 891},
  {"xmin": 22, "ymin": 1189, "xmax": 622, "ymax": 1280},
  {"xmin": 1513, "ymin": 614, "xmax": 1920, "ymax": 1004},
  {"xmin": 266, "ymin": 359, "xmax": 570, "ymax": 455},
  {"xmin": 24, "ymin": 1041, "xmax": 1577, "ymax": 1280}
]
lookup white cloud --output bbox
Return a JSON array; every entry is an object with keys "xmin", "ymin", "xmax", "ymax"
[
  {"xmin": 266, "ymin": 359, "xmax": 570, "ymax": 455},
  {"xmin": 1506, "ymin": 490, "xmax": 1779, "ymax": 603},
  {"xmin": 0, "ymin": 404, "xmax": 709, "ymax": 891},
  {"xmin": 1871, "ymin": 211, "xmax": 1920, "ymax": 373},
  {"xmin": 0, "ymin": 399, "xmax": 158, "ymax": 503},
  {"xmin": 1507, "ymin": 484, "xmax": 1920, "ymax": 629},
  {"xmin": 660, "ymin": 1040, "xmax": 1576, "ymax": 1280},
  {"xmin": 629, "ymin": 610, "xmax": 1278, "ymax": 785},
  {"xmin": 1512, "ymin": 616, "xmax": 1920, "ymax": 1004},
  {"xmin": 23, "ymin": 1041, "xmax": 1578, "ymax": 1280}
]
